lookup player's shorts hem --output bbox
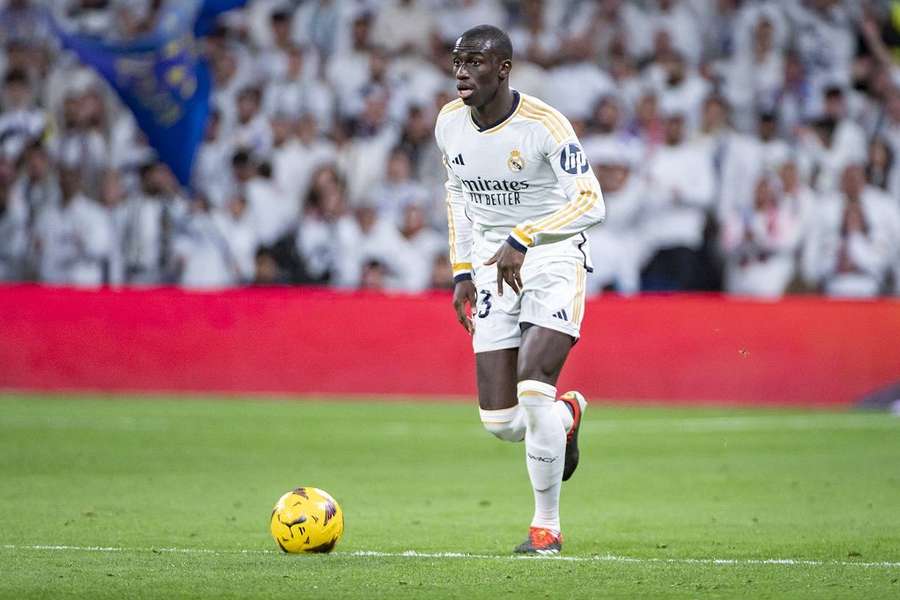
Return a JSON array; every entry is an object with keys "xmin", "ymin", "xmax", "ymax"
[
  {"xmin": 519, "ymin": 318, "xmax": 581, "ymax": 341},
  {"xmin": 473, "ymin": 340, "xmax": 521, "ymax": 354}
]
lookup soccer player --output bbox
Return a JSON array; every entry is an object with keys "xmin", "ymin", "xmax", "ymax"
[{"xmin": 435, "ymin": 25, "xmax": 606, "ymax": 554}]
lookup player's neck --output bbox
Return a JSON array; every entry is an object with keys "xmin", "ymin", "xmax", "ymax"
[{"xmin": 471, "ymin": 86, "xmax": 515, "ymax": 130}]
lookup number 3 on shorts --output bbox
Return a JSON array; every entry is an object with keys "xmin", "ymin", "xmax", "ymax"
[{"xmin": 477, "ymin": 289, "xmax": 492, "ymax": 318}]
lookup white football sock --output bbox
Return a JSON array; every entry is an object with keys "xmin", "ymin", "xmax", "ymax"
[
  {"xmin": 479, "ymin": 405, "xmax": 526, "ymax": 442},
  {"xmin": 518, "ymin": 379, "xmax": 566, "ymax": 533},
  {"xmin": 554, "ymin": 400, "xmax": 574, "ymax": 433}
]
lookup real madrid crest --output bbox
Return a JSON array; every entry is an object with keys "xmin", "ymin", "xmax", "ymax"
[{"xmin": 507, "ymin": 149, "xmax": 525, "ymax": 172}]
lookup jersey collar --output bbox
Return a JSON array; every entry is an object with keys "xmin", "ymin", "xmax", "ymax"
[{"xmin": 469, "ymin": 90, "xmax": 521, "ymax": 134}]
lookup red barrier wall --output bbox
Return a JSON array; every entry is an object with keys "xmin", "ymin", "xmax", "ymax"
[{"xmin": 0, "ymin": 285, "xmax": 898, "ymax": 405}]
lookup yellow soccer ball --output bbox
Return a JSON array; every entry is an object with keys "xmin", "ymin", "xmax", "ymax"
[{"xmin": 269, "ymin": 487, "xmax": 344, "ymax": 553}]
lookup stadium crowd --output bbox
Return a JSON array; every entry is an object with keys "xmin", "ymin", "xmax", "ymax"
[{"xmin": 0, "ymin": 0, "xmax": 899, "ymax": 298}]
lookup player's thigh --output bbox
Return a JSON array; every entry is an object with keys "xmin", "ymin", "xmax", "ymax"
[
  {"xmin": 475, "ymin": 348, "xmax": 519, "ymax": 410},
  {"xmin": 517, "ymin": 325, "xmax": 573, "ymax": 385},
  {"xmin": 516, "ymin": 260, "xmax": 585, "ymax": 383}
]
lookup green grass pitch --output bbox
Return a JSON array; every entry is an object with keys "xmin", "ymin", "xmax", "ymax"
[{"xmin": 1, "ymin": 394, "xmax": 899, "ymax": 599}]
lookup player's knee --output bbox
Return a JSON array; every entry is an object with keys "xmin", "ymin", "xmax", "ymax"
[
  {"xmin": 482, "ymin": 420, "xmax": 520, "ymax": 442},
  {"xmin": 479, "ymin": 407, "xmax": 524, "ymax": 442}
]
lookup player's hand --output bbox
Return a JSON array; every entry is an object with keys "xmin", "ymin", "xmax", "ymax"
[
  {"xmin": 484, "ymin": 241, "xmax": 525, "ymax": 296},
  {"xmin": 452, "ymin": 280, "xmax": 477, "ymax": 335}
]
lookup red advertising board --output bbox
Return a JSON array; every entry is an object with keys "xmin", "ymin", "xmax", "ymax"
[{"xmin": 0, "ymin": 285, "xmax": 897, "ymax": 405}]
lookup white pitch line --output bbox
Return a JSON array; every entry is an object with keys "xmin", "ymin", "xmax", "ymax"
[{"xmin": 3, "ymin": 544, "xmax": 899, "ymax": 569}]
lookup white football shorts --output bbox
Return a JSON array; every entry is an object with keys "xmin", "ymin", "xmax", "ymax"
[{"xmin": 471, "ymin": 257, "xmax": 588, "ymax": 353}]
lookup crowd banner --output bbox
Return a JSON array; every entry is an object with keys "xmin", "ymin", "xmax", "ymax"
[{"xmin": 49, "ymin": 0, "xmax": 246, "ymax": 187}]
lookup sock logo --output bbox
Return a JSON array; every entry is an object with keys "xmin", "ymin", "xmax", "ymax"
[{"xmin": 527, "ymin": 452, "xmax": 558, "ymax": 464}]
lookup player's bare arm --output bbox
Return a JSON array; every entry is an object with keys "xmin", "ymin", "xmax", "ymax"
[{"xmin": 452, "ymin": 278, "xmax": 476, "ymax": 334}]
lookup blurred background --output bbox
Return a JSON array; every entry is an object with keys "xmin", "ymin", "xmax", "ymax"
[{"xmin": 0, "ymin": 0, "xmax": 898, "ymax": 299}]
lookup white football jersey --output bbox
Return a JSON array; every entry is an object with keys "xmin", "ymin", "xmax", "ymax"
[{"xmin": 434, "ymin": 91, "xmax": 605, "ymax": 282}]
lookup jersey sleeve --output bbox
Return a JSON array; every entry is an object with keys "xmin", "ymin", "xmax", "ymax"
[
  {"xmin": 507, "ymin": 115, "xmax": 605, "ymax": 252},
  {"xmin": 435, "ymin": 116, "xmax": 474, "ymax": 283}
]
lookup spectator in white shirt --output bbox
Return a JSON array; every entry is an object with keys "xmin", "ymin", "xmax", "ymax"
[
  {"xmin": 341, "ymin": 89, "xmax": 401, "ymax": 205},
  {"xmin": 723, "ymin": 14, "xmax": 784, "ymax": 129},
  {"xmin": 326, "ymin": 12, "xmax": 377, "ymax": 120},
  {"xmin": 797, "ymin": 110, "xmax": 867, "ymax": 195},
  {"xmin": 720, "ymin": 175, "xmax": 804, "ymax": 298},
  {"xmin": 585, "ymin": 139, "xmax": 645, "ymax": 295},
  {"xmin": 395, "ymin": 203, "xmax": 444, "ymax": 292},
  {"xmin": 777, "ymin": 157, "xmax": 816, "ymax": 247},
  {"xmin": 881, "ymin": 86, "xmax": 900, "ymax": 159},
  {"xmin": 434, "ymin": 0, "xmax": 505, "ymax": 45},
  {"xmin": 193, "ymin": 110, "xmax": 234, "ymax": 209},
  {"xmin": 649, "ymin": 0, "xmax": 703, "ymax": 65},
  {"xmin": 0, "ymin": 68, "xmax": 45, "ymax": 159},
  {"xmin": 59, "ymin": 85, "xmax": 110, "ymax": 187},
  {"xmin": 866, "ymin": 136, "xmax": 900, "ymax": 200},
  {"xmin": 803, "ymin": 164, "xmax": 897, "ymax": 297},
  {"xmin": 544, "ymin": 42, "xmax": 614, "ymax": 122},
  {"xmin": 787, "ymin": 0, "xmax": 856, "ymax": 98},
  {"xmin": 231, "ymin": 150, "xmax": 294, "ymax": 249},
  {"xmin": 646, "ymin": 49, "xmax": 711, "ymax": 133},
  {"xmin": 32, "ymin": 168, "xmax": 112, "ymax": 286},
  {"xmin": 256, "ymin": 9, "xmax": 309, "ymax": 81},
  {"xmin": 296, "ymin": 176, "xmax": 359, "ymax": 285},
  {"xmin": 262, "ymin": 45, "xmax": 334, "ymax": 132},
  {"xmin": 0, "ymin": 155, "xmax": 26, "ymax": 280},
  {"xmin": 9, "ymin": 141, "xmax": 59, "ymax": 230},
  {"xmin": 351, "ymin": 202, "xmax": 410, "ymax": 290},
  {"xmin": 641, "ymin": 105, "xmax": 716, "ymax": 290},
  {"xmin": 584, "ymin": 94, "xmax": 642, "ymax": 149},
  {"xmin": 120, "ymin": 161, "xmax": 187, "ymax": 285},
  {"xmin": 507, "ymin": 0, "xmax": 563, "ymax": 70},
  {"xmin": 215, "ymin": 193, "xmax": 259, "ymax": 284},
  {"xmin": 230, "ymin": 86, "xmax": 273, "ymax": 158},
  {"xmin": 370, "ymin": 0, "xmax": 434, "ymax": 56},
  {"xmin": 173, "ymin": 198, "xmax": 239, "ymax": 289},
  {"xmin": 270, "ymin": 113, "xmax": 336, "ymax": 217},
  {"xmin": 369, "ymin": 147, "xmax": 428, "ymax": 226}
]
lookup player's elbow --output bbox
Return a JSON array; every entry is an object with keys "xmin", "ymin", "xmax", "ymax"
[{"xmin": 591, "ymin": 196, "xmax": 607, "ymax": 225}]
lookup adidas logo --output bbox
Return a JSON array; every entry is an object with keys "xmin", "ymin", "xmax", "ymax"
[
  {"xmin": 552, "ymin": 310, "xmax": 568, "ymax": 321},
  {"xmin": 451, "ymin": 153, "xmax": 465, "ymax": 166}
]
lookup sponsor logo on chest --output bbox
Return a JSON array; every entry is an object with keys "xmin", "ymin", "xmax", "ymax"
[{"xmin": 447, "ymin": 148, "xmax": 531, "ymax": 207}]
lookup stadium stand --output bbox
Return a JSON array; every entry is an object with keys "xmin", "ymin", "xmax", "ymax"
[{"xmin": 0, "ymin": 0, "xmax": 898, "ymax": 298}]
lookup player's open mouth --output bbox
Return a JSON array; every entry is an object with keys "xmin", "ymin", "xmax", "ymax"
[{"xmin": 457, "ymin": 86, "xmax": 474, "ymax": 99}]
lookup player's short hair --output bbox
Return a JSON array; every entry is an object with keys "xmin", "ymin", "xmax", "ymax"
[{"xmin": 458, "ymin": 25, "xmax": 513, "ymax": 61}]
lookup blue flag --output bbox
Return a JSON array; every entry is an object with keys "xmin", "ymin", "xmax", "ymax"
[{"xmin": 50, "ymin": 1, "xmax": 245, "ymax": 188}]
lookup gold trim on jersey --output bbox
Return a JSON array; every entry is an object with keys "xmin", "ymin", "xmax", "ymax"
[
  {"xmin": 519, "ymin": 178, "xmax": 600, "ymax": 243},
  {"xmin": 438, "ymin": 99, "xmax": 465, "ymax": 118},
  {"xmin": 445, "ymin": 193, "xmax": 458, "ymax": 266},
  {"xmin": 452, "ymin": 262, "xmax": 473, "ymax": 275},
  {"xmin": 571, "ymin": 265, "xmax": 586, "ymax": 326},
  {"xmin": 518, "ymin": 97, "xmax": 576, "ymax": 143}
]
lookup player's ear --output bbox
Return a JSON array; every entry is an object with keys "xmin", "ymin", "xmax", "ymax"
[{"xmin": 498, "ymin": 59, "xmax": 512, "ymax": 81}]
